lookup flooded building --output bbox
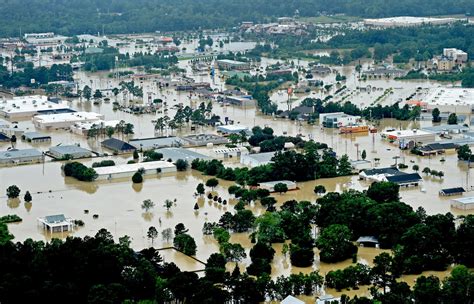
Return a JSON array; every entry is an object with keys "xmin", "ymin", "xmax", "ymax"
[
  {"xmin": 320, "ymin": 112, "xmax": 361, "ymax": 128},
  {"xmin": 0, "ymin": 95, "xmax": 73, "ymax": 118},
  {"xmin": 259, "ymin": 180, "xmax": 297, "ymax": 192},
  {"xmin": 37, "ymin": 214, "xmax": 74, "ymax": 233},
  {"xmin": 216, "ymin": 124, "xmax": 249, "ymax": 135},
  {"xmin": 93, "ymin": 161, "xmax": 176, "ymax": 180},
  {"xmin": 0, "ymin": 148, "xmax": 43, "ymax": 165},
  {"xmin": 382, "ymin": 129, "xmax": 436, "ymax": 148},
  {"xmin": 155, "ymin": 147, "xmax": 209, "ymax": 162},
  {"xmin": 223, "ymin": 95, "xmax": 255, "ymax": 106},
  {"xmin": 216, "ymin": 59, "xmax": 251, "ymax": 71},
  {"xmin": 182, "ymin": 134, "xmax": 228, "ymax": 146},
  {"xmin": 423, "ymin": 87, "xmax": 474, "ymax": 114},
  {"xmin": 101, "ymin": 138, "xmax": 137, "ymax": 154},
  {"xmin": 22, "ymin": 132, "xmax": 51, "ymax": 143},
  {"xmin": 129, "ymin": 136, "xmax": 188, "ymax": 151},
  {"xmin": 240, "ymin": 151, "xmax": 276, "ymax": 167},
  {"xmin": 451, "ymin": 196, "xmax": 474, "ymax": 210},
  {"xmin": 33, "ymin": 112, "xmax": 104, "ymax": 129},
  {"xmin": 71, "ymin": 120, "xmax": 121, "ymax": 136},
  {"xmin": 48, "ymin": 145, "xmax": 92, "ymax": 159}
]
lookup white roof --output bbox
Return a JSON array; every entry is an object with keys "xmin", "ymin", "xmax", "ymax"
[
  {"xmin": 424, "ymin": 88, "xmax": 474, "ymax": 107},
  {"xmin": 452, "ymin": 197, "xmax": 474, "ymax": 205},
  {"xmin": 94, "ymin": 161, "xmax": 175, "ymax": 175},
  {"xmin": 364, "ymin": 16, "xmax": 457, "ymax": 25},
  {"xmin": 217, "ymin": 59, "xmax": 248, "ymax": 65},
  {"xmin": 0, "ymin": 95, "xmax": 70, "ymax": 114},
  {"xmin": 33, "ymin": 112, "xmax": 104, "ymax": 123},
  {"xmin": 217, "ymin": 124, "xmax": 248, "ymax": 131},
  {"xmin": 281, "ymin": 295, "xmax": 304, "ymax": 304},
  {"xmin": 383, "ymin": 129, "xmax": 433, "ymax": 138}
]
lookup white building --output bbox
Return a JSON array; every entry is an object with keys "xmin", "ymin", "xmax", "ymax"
[
  {"xmin": 451, "ymin": 197, "xmax": 474, "ymax": 210},
  {"xmin": 259, "ymin": 180, "xmax": 297, "ymax": 192},
  {"xmin": 240, "ymin": 152, "xmax": 276, "ymax": 167},
  {"xmin": 0, "ymin": 148, "xmax": 43, "ymax": 165},
  {"xmin": 216, "ymin": 124, "xmax": 249, "ymax": 134},
  {"xmin": 423, "ymin": 88, "xmax": 474, "ymax": 114},
  {"xmin": 443, "ymin": 48, "xmax": 468, "ymax": 63},
  {"xmin": 320, "ymin": 112, "xmax": 361, "ymax": 128},
  {"xmin": 382, "ymin": 129, "xmax": 436, "ymax": 148},
  {"xmin": 93, "ymin": 161, "xmax": 176, "ymax": 180},
  {"xmin": 37, "ymin": 214, "xmax": 74, "ymax": 233},
  {"xmin": 33, "ymin": 112, "xmax": 104, "ymax": 129},
  {"xmin": 0, "ymin": 95, "xmax": 72, "ymax": 118}
]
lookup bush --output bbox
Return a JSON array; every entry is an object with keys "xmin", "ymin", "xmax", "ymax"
[
  {"xmin": 63, "ymin": 162, "xmax": 98, "ymax": 181},
  {"xmin": 132, "ymin": 172, "xmax": 143, "ymax": 183},
  {"xmin": 92, "ymin": 160, "xmax": 115, "ymax": 168},
  {"xmin": 24, "ymin": 191, "xmax": 32, "ymax": 202},
  {"xmin": 0, "ymin": 215, "xmax": 22, "ymax": 223},
  {"xmin": 6, "ymin": 185, "xmax": 21, "ymax": 199},
  {"xmin": 175, "ymin": 159, "xmax": 189, "ymax": 171}
]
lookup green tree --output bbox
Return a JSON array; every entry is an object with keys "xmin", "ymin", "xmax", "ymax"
[
  {"xmin": 314, "ymin": 185, "xmax": 326, "ymax": 195},
  {"xmin": 457, "ymin": 144, "xmax": 472, "ymax": 161},
  {"xmin": 273, "ymin": 183, "xmax": 288, "ymax": 195},
  {"xmin": 414, "ymin": 275, "xmax": 442, "ymax": 304},
  {"xmin": 173, "ymin": 233, "xmax": 197, "ymax": 255},
  {"xmin": 338, "ymin": 154, "xmax": 353, "ymax": 176},
  {"xmin": 24, "ymin": 191, "xmax": 32, "ymax": 202},
  {"xmin": 361, "ymin": 150, "xmax": 367, "ymax": 160},
  {"xmin": 422, "ymin": 167, "xmax": 431, "ymax": 175},
  {"xmin": 93, "ymin": 89, "xmax": 103, "ymax": 99},
  {"xmin": 141, "ymin": 199, "xmax": 155, "ymax": 212},
  {"xmin": 366, "ymin": 181, "xmax": 399, "ymax": 203},
  {"xmin": 147, "ymin": 226, "xmax": 158, "ymax": 245},
  {"xmin": 206, "ymin": 178, "xmax": 219, "ymax": 190},
  {"xmin": 196, "ymin": 183, "xmax": 205, "ymax": 196},
  {"xmin": 82, "ymin": 85, "xmax": 92, "ymax": 101},
  {"xmin": 447, "ymin": 113, "xmax": 458, "ymax": 125},
  {"xmin": 175, "ymin": 159, "xmax": 188, "ymax": 171},
  {"xmin": 316, "ymin": 224, "xmax": 357, "ymax": 263},
  {"xmin": 133, "ymin": 150, "xmax": 139, "ymax": 160},
  {"xmin": 132, "ymin": 172, "xmax": 143, "ymax": 183},
  {"xmin": 412, "ymin": 165, "xmax": 419, "ymax": 172},
  {"xmin": 105, "ymin": 126, "xmax": 115, "ymax": 138},
  {"xmin": 432, "ymin": 108, "xmax": 441, "ymax": 123},
  {"xmin": 163, "ymin": 199, "xmax": 173, "ymax": 211},
  {"xmin": 6, "ymin": 185, "xmax": 20, "ymax": 199}
]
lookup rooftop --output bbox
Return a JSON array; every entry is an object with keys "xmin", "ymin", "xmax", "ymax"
[
  {"xmin": 362, "ymin": 167, "xmax": 402, "ymax": 176},
  {"xmin": 34, "ymin": 112, "xmax": 104, "ymax": 123},
  {"xmin": 49, "ymin": 145, "xmax": 90, "ymax": 155},
  {"xmin": 217, "ymin": 59, "xmax": 249, "ymax": 65},
  {"xmin": 386, "ymin": 173, "xmax": 422, "ymax": 184},
  {"xmin": 0, "ymin": 95, "xmax": 71, "ymax": 116},
  {"xmin": 23, "ymin": 132, "xmax": 51, "ymax": 140},
  {"xmin": 217, "ymin": 124, "xmax": 248, "ymax": 132},
  {"xmin": 440, "ymin": 187, "xmax": 465, "ymax": 195},
  {"xmin": 129, "ymin": 136, "xmax": 187, "ymax": 149},
  {"xmin": 424, "ymin": 88, "xmax": 474, "ymax": 107},
  {"xmin": 93, "ymin": 160, "xmax": 175, "ymax": 176},
  {"xmin": 0, "ymin": 148, "xmax": 43, "ymax": 160},
  {"xmin": 452, "ymin": 197, "xmax": 474, "ymax": 205},
  {"xmin": 422, "ymin": 124, "xmax": 470, "ymax": 133},
  {"xmin": 101, "ymin": 138, "xmax": 136, "ymax": 152},
  {"xmin": 155, "ymin": 148, "xmax": 209, "ymax": 162}
]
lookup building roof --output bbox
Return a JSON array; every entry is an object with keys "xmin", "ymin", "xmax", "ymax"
[
  {"xmin": 49, "ymin": 145, "xmax": 90, "ymax": 155},
  {"xmin": 34, "ymin": 112, "xmax": 103, "ymax": 124},
  {"xmin": 23, "ymin": 131, "xmax": 51, "ymax": 140},
  {"xmin": 0, "ymin": 133, "xmax": 9, "ymax": 141},
  {"xmin": 243, "ymin": 152, "xmax": 276, "ymax": 163},
  {"xmin": 217, "ymin": 124, "xmax": 248, "ymax": 132},
  {"xmin": 386, "ymin": 173, "xmax": 422, "ymax": 184},
  {"xmin": 452, "ymin": 196, "xmax": 474, "ymax": 205},
  {"xmin": 356, "ymin": 236, "xmax": 379, "ymax": 244},
  {"xmin": 101, "ymin": 138, "xmax": 136, "ymax": 152},
  {"xmin": 0, "ymin": 95, "xmax": 71, "ymax": 116},
  {"xmin": 155, "ymin": 148, "xmax": 209, "ymax": 162},
  {"xmin": 45, "ymin": 214, "xmax": 66, "ymax": 224},
  {"xmin": 440, "ymin": 187, "xmax": 465, "ymax": 195},
  {"xmin": 420, "ymin": 142, "xmax": 459, "ymax": 151},
  {"xmin": 424, "ymin": 88, "xmax": 474, "ymax": 108},
  {"xmin": 93, "ymin": 160, "xmax": 175, "ymax": 176},
  {"xmin": 259, "ymin": 180, "xmax": 296, "ymax": 187},
  {"xmin": 129, "ymin": 136, "xmax": 187, "ymax": 149},
  {"xmin": 422, "ymin": 124, "xmax": 470, "ymax": 133},
  {"xmin": 217, "ymin": 59, "xmax": 249, "ymax": 65},
  {"xmin": 281, "ymin": 295, "xmax": 305, "ymax": 304},
  {"xmin": 0, "ymin": 148, "xmax": 43, "ymax": 160},
  {"xmin": 362, "ymin": 167, "xmax": 402, "ymax": 176}
]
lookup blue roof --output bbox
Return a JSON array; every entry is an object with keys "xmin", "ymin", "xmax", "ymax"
[
  {"xmin": 45, "ymin": 214, "xmax": 66, "ymax": 223},
  {"xmin": 0, "ymin": 148, "xmax": 42, "ymax": 160}
]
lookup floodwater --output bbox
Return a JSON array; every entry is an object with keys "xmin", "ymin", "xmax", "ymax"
[{"xmin": 1, "ymin": 55, "xmax": 472, "ymax": 303}]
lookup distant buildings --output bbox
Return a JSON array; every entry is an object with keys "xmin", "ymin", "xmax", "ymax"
[
  {"xmin": 364, "ymin": 16, "xmax": 459, "ymax": 28},
  {"xmin": 423, "ymin": 88, "xmax": 474, "ymax": 114},
  {"xmin": 362, "ymin": 67, "xmax": 407, "ymax": 78},
  {"xmin": 216, "ymin": 59, "xmax": 251, "ymax": 71},
  {"xmin": 432, "ymin": 48, "xmax": 468, "ymax": 71}
]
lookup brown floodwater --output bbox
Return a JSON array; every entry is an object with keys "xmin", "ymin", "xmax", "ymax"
[{"xmin": 1, "ymin": 59, "xmax": 472, "ymax": 302}]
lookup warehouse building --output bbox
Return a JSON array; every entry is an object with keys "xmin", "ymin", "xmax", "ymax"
[
  {"xmin": 33, "ymin": 112, "xmax": 104, "ymax": 129},
  {"xmin": 0, "ymin": 95, "xmax": 73, "ymax": 118},
  {"xmin": 48, "ymin": 145, "xmax": 92, "ymax": 159},
  {"xmin": 94, "ymin": 161, "xmax": 176, "ymax": 180},
  {"xmin": 217, "ymin": 59, "xmax": 251, "ymax": 71},
  {"xmin": 0, "ymin": 148, "xmax": 43, "ymax": 165}
]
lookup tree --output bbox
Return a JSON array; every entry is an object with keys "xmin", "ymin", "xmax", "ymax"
[
  {"xmin": 24, "ymin": 191, "xmax": 32, "ymax": 202},
  {"xmin": 206, "ymin": 178, "xmax": 219, "ymax": 190},
  {"xmin": 316, "ymin": 224, "xmax": 357, "ymax": 263},
  {"xmin": 414, "ymin": 275, "xmax": 442, "ymax": 304},
  {"xmin": 173, "ymin": 233, "xmax": 197, "ymax": 255},
  {"xmin": 133, "ymin": 150, "xmax": 139, "ymax": 160},
  {"xmin": 422, "ymin": 167, "xmax": 431, "ymax": 175},
  {"xmin": 372, "ymin": 252, "xmax": 396, "ymax": 294},
  {"xmin": 366, "ymin": 181, "xmax": 399, "ymax": 203},
  {"xmin": 162, "ymin": 228, "xmax": 173, "ymax": 243},
  {"xmin": 93, "ymin": 89, "xmax": 103, "ymax": 99},
  {"xmin": 147, "ymin": 226, "xmax": 158, "ymax": 245},
  {"xmin": 105, "ymin": 126, "xmax": 115, "ymax": 138},
  {"xmin": 6, "ymin": 185, "xmax": 20, "ymax": 199},
  {"xmin": 163, "ymin": 199, "xmax": 173, "ymax": 211},
  {"xmin": 174, "ymin": 223, "xmax": 188, "ymax": 235},
  {"xmin": 314, "ymin": 185, "xmax": 326, "ymax": 195},
  {"xmin": 274, "ymin": 183, "xmax": 288, "ymax": 195},
  {"xmin": 412, "ymin": 165, "xmax": 419, "ymax": 172},
  {"xmin": 338, "ymin": 154, "xmax": 353, "ymax": 176},
  {"xmin": 82, "ymin": 85, "xmax": 92, "ymax": 101},
  {"xmin": 196, "ymin": 183, "xmax": 205, "ymax": 196},
  {"xmin": 205, "ymin": 253, "xmax": 227, "ymax": 283},
  {"xmin": 141, "ymin": 199, "xmax": 155, "ymax": 212},
  {"xmin": 441, "ymin": 265, "xmax": 474, "ymax": 304},
  {"xmin": 447, "ymin": 113, "xmax": 458, "ymax": 125},
  {"xmin": 175, "ymin": 159, "xmax": 188, "ymax": 171},
  {"xmin": 361, "ymin": 150, "xmax": 367, "ymax": 160},
  {"xmin": 132, "ymin": 172, "xmax": 143, "ymax": 183},
  {"xmin": 432, "ymin": 108, "xmax": 441, "ymax": 123},
  {"xmin": 457, "ymin": 144, "xmax": 472, "ymax": 161}
]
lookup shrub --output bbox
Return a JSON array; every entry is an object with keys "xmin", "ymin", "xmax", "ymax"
[{"xmin": 132, "ymin": 172, "xmax": 143, "ymax": 183}]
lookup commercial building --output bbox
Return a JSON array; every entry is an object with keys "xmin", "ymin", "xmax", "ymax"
[
  {"xmin": 364, "ymin": 16, "xmax": 459, "ymax": 28},
  {"xmin": 421, "ymin": 124, "xmax": 469, "ymax": 135},
  {"xmin": 182, "ymin": 134, "xmax": 228, "ymax": 146},
  {"xmin": 451, "ymin": 197, "xmax": 474, "ymax": 210},
  {"xmin": 94, "ymin": 161, "xmax": 176, "ymax": 180},
  {"xmin": 386, "ymin": 173, "xmax": 422, "ymax": 187},
  {"xmin": 101, "ymin": 138, "xmax": 137, "ymax": 153},
  {"xmin": 0, "ymin": 148, "xmax": 43, "ymax": 165},
  {"xmin": 0, "ymin": 95, "xmax": 73, "ymax": 118},
  {"xmin": 320, "ymin": 112, "xmax": 361, "ymax": 128},
  {"xmin": 33, "ymin": 112, "xmax": 104, "ymax": 129},
  {"xmin": 439, "ymin": 187, "xmax": 465, "ymax": 196},
  {"xmin": 213, "ymin": 147, "xmax": 248, "ymax": 159},
  {"xmin": 155, "ymin": 148, "xmax": 210, "ymax": 162},
  {"xmin": 381, "ymin": 129, "xmax": 436, "ymax": 149},
  {"xmin": 240, "ymin": 152, "xmax": 276, "ymax": 167},
  {"xmin": 223, "ymin": 95, "xmax": 255, "ymax": 106},
  {"xmin": 22, "ymin": 132, "xmax": 51, "ymax": 143},
  {"xmin": 443, "ymin": 48, "xmax": 468, "ymax": 64},
  {"xmin": 216, "ymin": 124, "xmax": 249, "ymax": 135},
  {"xmin": 417, "ymin": 142, "xmax": 458, "ymax": 156},
  {"xmin": 216, "ymin": 59, "xmax": 251, "ymax": 71},
  {"xmin": 48, "ymin": 145, "xmax": 92, "ymax": 159},
  {"xmin": 129, "ymin": 136, "xmax": 188, "ymax": 151},
  {"xmin": 37, "ymin": 214, "xmax": 74, "ymax": 233},
  {"xmin": 423, "ymin": 88, "xmax": 474, "ymax": 114}
]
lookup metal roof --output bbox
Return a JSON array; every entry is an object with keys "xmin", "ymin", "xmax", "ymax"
[
  {"xmin": 49, "ymin": 145, "xmax": 90, "ymax": 155},
  {"xmin": 44, "ymin": 214, "xmax": 66, "ymax": 224},
  {"xmin": 0, "ymin": 148, "xmax": 42, "ymax": 159}
]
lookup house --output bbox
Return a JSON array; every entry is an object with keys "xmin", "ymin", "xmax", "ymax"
[
  {"xmin": 22, "ymin": 132, "xmax": 51, "ymax": 143},
  {"xmin": 451, "ymin": 196, "xmax": 474, "ymax": 210},
  {"xmin": 359, "ymin": 167, "xmax": 403, "ymax": 182},
  {"xmin": 381, "ymin": 129, "xmax": 436, "ymax": 149},
  {"xmin": 311, "ymin": 65, "xmax": 332, "ymax": 75},
  {"xmin": 240, "ymin": 152, "xmax": 276, "ymax": 167},
  {"xmin": 356, "ymin": 236, "xmax": 380, "ymax": 248},
  {"xmin": 48, "ymin": 145, "xmax": 91, "ymax": 159},
  {"xmin": 281, "ymin": 295, "xmax": 304, "ymax": 304},
  {"xmin": 101, "ymin": 138, "xmax": 136, "ymax": 153},
  {"xmin": 386, "ymin": 173, "xmax": 422, "ymax": 187},
  {"xmin": 277, "ymin": 106, "xmax": 314, "ymax": 120},
  {"xmin": 417, "ymin": 143, "xmax": 458, "ymax": 156},
  {"xmin": 154, "ymin": 148, "xmax": 209, "ymax": 162},
  {"xmin": 439, "ymin": 187, "xmax": 465, "ymax": 196},
  {"xmin": 37, "ymin": 214, "xmax": 74, "ymax": 232},
  {"xmin": 259, "ymin": 180, "xmax": 297, "ymax": 192},
  {"xmin": 320, "ymin": 112, "xmax": 361, "ymax": 128},
  {"xmin": 0, "ymin": 148, "xmax": 43, "ymax": 165},
  {"xmin": 217, "ymin": 124, "xmax": 249, "ymax": 135}
]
